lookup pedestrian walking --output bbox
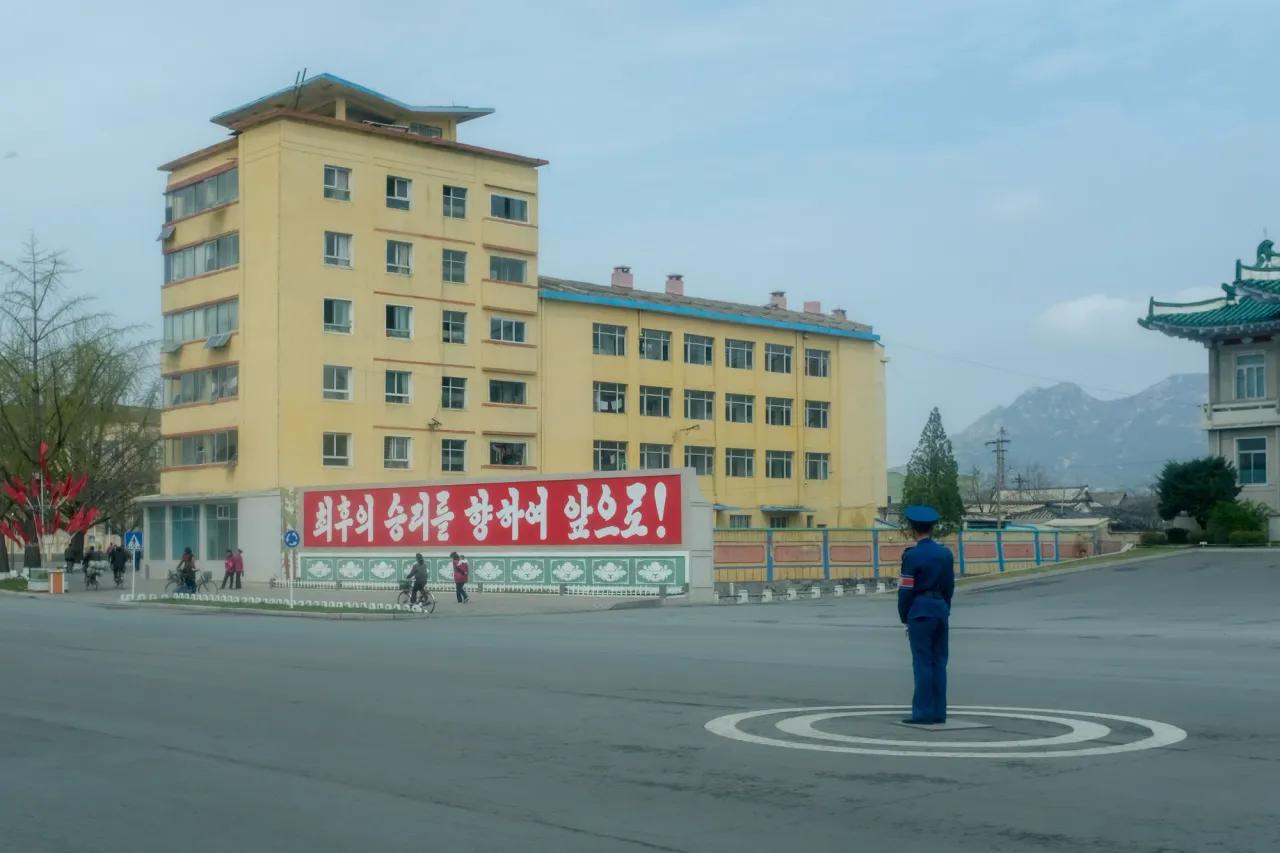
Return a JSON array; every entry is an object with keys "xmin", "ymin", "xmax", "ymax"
[
  {"xmin": 897, "ymin": 505, "xmax": 955, "ymax": 725},
  {"xmin": 451, "ymin": 551, "xmax": 470, "ymax": 603},
  {"xmin": 221, "ymin": 550, "xmax": 236, "ymax": 589},
  {"xmin": 231, "ymin": 547, "xmax": 245, "ymax": 589}
]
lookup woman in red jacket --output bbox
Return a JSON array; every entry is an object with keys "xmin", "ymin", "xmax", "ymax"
[{"xmin": 450, "ymin": 551, "xmax": 470, "ymax": 604}]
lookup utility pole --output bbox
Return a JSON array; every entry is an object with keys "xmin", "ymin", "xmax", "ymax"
[{"xmin": 985, "ymin": 428, "xmax": 1011, "ymax": 526}]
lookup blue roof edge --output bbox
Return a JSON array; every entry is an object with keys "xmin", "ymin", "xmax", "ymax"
[
  {"xmin": 538, "ymin": 290, "xmax": 879, "ymax": 342},
  {"xmin": 211, "ymin": 72, "xmax": 495, "ymax": 124}
]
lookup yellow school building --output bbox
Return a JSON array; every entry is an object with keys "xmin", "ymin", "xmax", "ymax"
[{"xmin": 141, "ymin": 74, "xmax": 886, "ymax": 574}]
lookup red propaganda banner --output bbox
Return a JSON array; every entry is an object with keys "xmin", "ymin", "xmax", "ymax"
[{"xmin": 302, "ymin": 474, "xmax": 683, "ymax": 548}]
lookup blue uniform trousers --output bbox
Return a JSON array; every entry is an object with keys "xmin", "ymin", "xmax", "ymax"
[{"xmin": 907, "ymin": 615, "xmax": 949, "ymax": 722}]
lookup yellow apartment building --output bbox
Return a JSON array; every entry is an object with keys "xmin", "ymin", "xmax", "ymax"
[{"xmin": 139, "ymin": 74, "xmax": 885, "ymax": 576}]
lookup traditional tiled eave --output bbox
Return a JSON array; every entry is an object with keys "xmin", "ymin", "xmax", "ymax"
[
  {"xmin": 1138, "ymin": 285, "xmax": 1280, "ymax": 341},
  {"xmin": 1234, "ymin": 278, "xmax": 1280, "ymax": 304}
]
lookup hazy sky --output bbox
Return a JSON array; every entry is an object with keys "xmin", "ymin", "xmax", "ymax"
[{"xmin": 3, "ymin": 0, "xmax": 1277, "ymax": 464}]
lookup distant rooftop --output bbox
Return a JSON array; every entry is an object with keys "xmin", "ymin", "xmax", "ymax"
[
  {"xmin": 211, "ymin": 72, "xmax": 494, "ymax": 129},
  {"xmin": 539, "ymin": 273, "xmax": 877, "ymax": 342}
]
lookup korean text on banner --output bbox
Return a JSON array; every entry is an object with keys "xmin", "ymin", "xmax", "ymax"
[{"xmin": 303, "ymin": 474, "xmax": 682, "ymax": 548}]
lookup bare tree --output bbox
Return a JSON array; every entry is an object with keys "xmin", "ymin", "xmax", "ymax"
[{"xmin": 0, "ymin": 238, "xmax": 159, "ymax": 568}]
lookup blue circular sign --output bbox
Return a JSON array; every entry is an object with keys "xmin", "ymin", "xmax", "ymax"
[{"xmin": 282, "ymin": 529, "xmax": 301, "ymax": 549}]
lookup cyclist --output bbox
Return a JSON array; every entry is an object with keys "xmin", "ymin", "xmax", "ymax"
[
  {"xmin": 176, "ymin": 548, "xmax": 197, "ymax": 594},
  {"xmin": 406, "ymin": 553, "xmax": 429, "ymax": 607},
  {"xmin": 109, "ymin": 543, "xmax": 128, "ymax": 586}
]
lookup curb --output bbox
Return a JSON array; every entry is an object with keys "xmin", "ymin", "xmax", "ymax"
[
  {"xmin": 609, "ymin": 597, "xmax": 663, "ymax": 610},
  {"xmin": 958, "ymin": 549, "xmax": 1185, "ymax": 593},
  {"xmin": 113, "ymin": 601, "xmax": 426, "ymax": 620}
]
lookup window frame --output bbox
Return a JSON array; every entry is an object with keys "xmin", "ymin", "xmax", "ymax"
[
  {"xmin": 725, "ymin": 338, "xmax": 755, "ymax": 370},
  {"xmin": 323, "ymin": 165, "xmax": 351, "ymax": 201},
  {"xmin": 593, "ymin": 440, "xmax": 628, "ymax": 472},
  {"xmin": 489, "ymin": 441, "xmax": 527, "ymax": 467},
  {"xmin": 765, "ymin": 396, "xmax": 793, "ymax": 426},
  {"xmin": 726, "ymin": 448, "xmax": 755, "ymax": 478},
  {"xmin": 385, "ymin": 239, "xmax": 413, "ymax": 275},
  {"xmin": 443, "ymin": 185, "xmax": 468, "ymax": 219},
  {"xmin": 488, "ymin": 379, "xmax": 527, "ymax": 406},
  {"xmin": 385, "ymin": 304, "xmax": 413, "ymax": 339},
  {"xmin": 489, "ymin": 316, "xmax": 527, "ymax": 343},
  {"xmin": 322, "ymin": 364, "xmax": 352, "ymax": 401},
  {"xmin": 383, "ymin": 435, "xmax": 411, "ymax": 469},
  {"xmin": 805, "ymin": 451, "xmax": 831, "ymax": 481},
  {"xmin": 489, "ymin": 255, "xmax": 527, "ymax": 284},
  {"xmin": 441, "ymin": 310, "xmax": 467, "ymax": 344},
  {"xmin": 323, "ymin": 297, "xmax": 353, "ymax": 334},
  {"xmin": 1235, "ymin": 352, "xmax": 1266, "ymax": 401},
  {"xmin": 684, "ymin": 333, "xmax": 714, "ymax": 365},
  {"xmin": 385, "ymin": 175, "xmax": 411, "ymax": 210},
  {"xmin": 805, "ymin": 347, "xmax": 831, "ymax": 378},
  {"xmin": 384, "ymin": 369, "xmax": 412, "ymax": 404},
  {"xmin": 489, "ymin": 193, "xmax": 530, "ymax": 223},
  {"xmin": 640, "ymin": 328, "xmax": 671, "ymax": 361},
  {"xmin": 441, "ymin": 376, "xmax": 466, "ymax": 410},
  {"xmin": 639, "ymin": 385, "xmax": 672, "ymax": 418},
  {"xmin": 725, "ymin": 393, "xmax": 755, "ymax": 424},
  {"xmin": 1238, "ymin": 436, "xmax": 1268, "ymax": 485},
  {"xmin": 441, "ymin": 438, "xmax": 466, "ymax": 472},
  {"xmin": 592, "ymin": 323, "xmax": 627, "ymax": 356},
  {"xmin": 806, "ymin": 400, "xmax": 830, "ymax": 429},
  {"xmin": 765, "ymin": 343, "xmax": 793, "ymax": 374},
  {"xmin": 728, "ymin": 514, "xmax": 752, "ymax": 530},
  {"xmin": 322, "ymin": 432, "xmax": 352, "ymax": 467},
  {"xmin": 639, "ymin": 443, "xmax": 672, "ymax": 469},
  {"xmin": 684, "ymin": 390, "xmax": 714, "ymax": 421},
  {"xmin": 442, "ymin": 248, "xmax": 467, "ymax": 283},
  {"xmin": 765, "ymin": 450, "xmax": 793, "ymax": 479},
  {"xmin": 324, "ymin": 231, "xmax": 353, "ymax": 268},
  {"xmin": 593, "ymin": 381, "xmax": 627, "ymax": 414},
  {"xmin": 684, "ymin": 445, "xmax": 714, "ymax": 476}
]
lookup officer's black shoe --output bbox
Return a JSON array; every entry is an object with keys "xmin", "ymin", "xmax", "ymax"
[{"xmin": 901, "ymin": 718, "xmax": 933, "ymax": 725}]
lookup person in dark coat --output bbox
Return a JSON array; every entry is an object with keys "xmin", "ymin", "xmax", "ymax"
[
  {"xmin": 897, "ymin": 505, "xmax": 956, "ymax": 725},
  {"xmin": 109, "ymin": 544, "xmax": 128, "ymax": 585},
  {"xmin": 406, "ymin": 554, "xmax": 429, "ymax": 606}
]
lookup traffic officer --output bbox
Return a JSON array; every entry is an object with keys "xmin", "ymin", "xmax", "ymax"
[{"xmin": 897, "ymin": 505, "xmax": 955, "ymax": 725}]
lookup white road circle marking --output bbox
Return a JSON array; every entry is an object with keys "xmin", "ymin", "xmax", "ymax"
[
  {"xmin": 705, "ymin": 705, "xmax": 1187, "ymax": 759},
  {"xmin": 775, "ymin": 710, "xmax": 1111, "ymax": 748}
]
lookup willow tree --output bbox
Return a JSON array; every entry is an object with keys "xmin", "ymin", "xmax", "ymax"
[{"xmin": 0, "ymin": 238, "xmax": 159, "ymax": 568}]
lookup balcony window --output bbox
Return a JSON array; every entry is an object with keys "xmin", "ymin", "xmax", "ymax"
[
  {"xmin": 765, "ymin": 343, "xmax": 792, "ymax": 374},
  {"xmin": 685, "ymin": 445, "xmax": 714, "ymax": 476},
  {"xmin": 728, "ymin": 514, "xmax": 751, "ymax": 529},
  {"xmin": 441, "ymin": 439, "xmax": 466, "ymax": 472},
  {"xmin": 489, "ymin": 380, "xmax": 526, "ymax": 405},
  {"xmin": 489, "ymin": 441, "xmax": 527, "ymax": 466},
  {"xmin": 490, "ymin": 317, "xmax": 527, "ymax": 343},
  {"xmin": 640, "ymin": 386, "xmax": 671, "ymax": 417},
  {"xmin": 323, "ymin": 165, "xmax": 351, "ymax": 201},
  {"xmin": 1236, "ymin": 353, "xmax": 1266, "ymax": 400},
  {"xmin": 324, "ymin": 232, "xmax": 352, "ymax": 268},
  {"xmin": 383, "ymin": 436, "xmax": 411, "ymax": 469},
  {"xmin": 322, "ymin": 365, "xmax": 351, "ymax": 401},
  {"xmin": 443, "ymin": 185, "xmax": 467, "ymax": 219},
  {"xmin": 165, "ymin": 167, "xmax": 238, "ymax": 222},
  {"xmin": 490, "ymin": 193, "xmax": 529, "ymax": 222},
  {"xmin": 386, "ymin": 175, "xmax": 411, "ymax": 210},
  {"xmin": 489, "ymin": 255, "xmax": 527, "ymax": 283},
  {"xmin": 593, "ymin": 381, "xmax": 626, "ymax": 413},
  {"xmin": 163, "ymin": 430, "xmax": 237, "ymax": 468},
  {"xmin": 162, "ymin": 300, "xmax": 238, "ymax": 346},
  {"xmin": 593, "ymin": 323, "xmax": 626, "ymax": 356},
  {"xmin": 323, "ymin": 298, "xmax": 352, "ymax": 333},
  {"xmin": 1238, "ymin": 437, "xmax": 1267, "ymax": 485},
  {"xmin": 164, "ymin": 233, "xmax": 239, "ymax": 284},
  {"xmin": 593, "ymin": 440, "xmax": 627, "ymax": 471},
  {"xmin": 442, "ymin": 249, "xmax": 467, "ymax": 283}
]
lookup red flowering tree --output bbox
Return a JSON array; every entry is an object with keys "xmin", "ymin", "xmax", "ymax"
[{"xmin": 0, "ymin": 442, "xmax": 99, "ymax": 568}]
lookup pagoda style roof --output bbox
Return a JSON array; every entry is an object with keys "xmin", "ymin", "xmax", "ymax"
[{"xmin": 1140, "ymin": 240, "xmax": 1280, "ymax": 341}]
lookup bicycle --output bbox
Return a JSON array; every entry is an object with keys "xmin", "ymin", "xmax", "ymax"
[
  {"xmin": 84, "ymin": 567, "xmax": 102, "ymax": 591},
  {"xmin": 396, "ymin": 581, "xmax": 436, "ymax": 614},
  {"xmin": 165, "ymin": 568, "xmax": 218, "ymax": 595}
]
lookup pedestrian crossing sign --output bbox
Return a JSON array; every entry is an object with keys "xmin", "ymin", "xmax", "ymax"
[{"xmin": 124, "ymin": 531, "xmax": 143, "ymax": 552}]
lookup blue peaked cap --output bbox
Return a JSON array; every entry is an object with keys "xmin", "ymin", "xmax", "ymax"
[{"xmin": 903, "ymin": 505, "xmax": 940, "ymax": 524}]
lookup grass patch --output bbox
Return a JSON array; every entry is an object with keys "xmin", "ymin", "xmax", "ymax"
[
  {"xmin": 956, "ymin": 546, "xmax": 1186, "ymax": 586},
  {"xmin": 135, "ymin": 596, "xmax": 412, "ymax": 615},
  {"xmin": 0, "ymin": 577, "xmax": 29, "ymax": 592}
]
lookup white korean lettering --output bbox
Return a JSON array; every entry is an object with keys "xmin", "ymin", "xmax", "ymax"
[
  {"xmin": 524, "ymin": 486, "xmax": 549, "ymax": 541},
  {"xmin": 355, "ymin": 494, "xmax": 375, "ymax": 543},
  {"xmin": 385, "ymin": 492, "xmax": 408, "ymax": 542},
  {"xmin": 334, "ymin": 495, "xmax": 354, "ymax": 542},
  {"xmin": 619, "ymin": 481, "xmax": 649, "ymax": 539},
  {"xmin": 312, "ymin": 495, "xmax": 334, "ymax": 543},
  {"xmin": 465, "ymin": 488, "xmax": 494, "ymax": 541},
  {"xmin": 564, "ymin": 484, "xmax": 593, "ymax": 541},
  {"xmin": 432, "ymin": 491, "xmax": 455, "ymax": 541},
  {"xmin": 496, "ymin": 487, "xmax": 523, "ymax": 539},
  {"xmin": 407, "ymin": 492, "xmax": 431, "ymax": 543},
  {"xmin": 594, "ymin": 483, "xmax": 621, "ymax": 538}
]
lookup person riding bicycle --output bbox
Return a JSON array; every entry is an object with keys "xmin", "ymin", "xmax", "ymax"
[
  {"xmin": 176, "ymin": 548, "xmax": 197, "ymax": 594},
  {"xmin": 406, "ymin": 553, "xmax": 429, "ymax": 606},
  {"xmin": 109, "ymin": 543, "xmax": 128, "ymax": 586}
]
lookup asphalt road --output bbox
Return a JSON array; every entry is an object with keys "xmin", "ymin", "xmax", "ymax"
[{"xmin": 2, "ymin": 550, "xmax": 1277, "ymax": 852}]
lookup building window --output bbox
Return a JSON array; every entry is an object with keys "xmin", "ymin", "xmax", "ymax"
[
  {"xmin": 322, "ymin": 365, "xmax": 351, "ymax": 401},
  {"xmin": 1236, "ymin": 353, "xmax": 1266, "ymax": 400},
  {"xmin": 163, "ymin": 430, "xmax": 238, "ymax": 468},
  {"xmin": 806, "ymin": 348, "xmax": 831, "ymax": 377},
  {"xmin": 490, "ymin": 193, "xmax": 529, "ymax": 222},
  {"xmin": 640, "ymin": 329, "xmax": 671, "ymax": 361},
  {"xmin": 441, "ymin": 376, "xmax": 466, "ymax": 410},
  {"xmin": 323, "ymin": 165, "xmax": 351, "ymax": 201},
  {"xmin": 640, "ymin": 386, "xmax": 671, "ymax": 417},
  {"xmin": 725, "ymin": 393, "xmax": 754, "ymax": 423},
  {"xmin": 765, "ymin": 343, "xmax": 792, "ymax": 374},
  {"xmin": 442, "ymin": 310, "xmax": 467, "ymax": 343},
  {"xmin": 806, "ymin": 452, "xmax": 830, "ymax": 480},
  {"xmin": 685, "ymin": 445, "xmax": 714, "ymax": 476},
  {"xmin": 322, "ymin": 432, "xmax": 351, "ymax": 467},
  {"xmin": 165, "ymin": 167, "xmax": 238, "ymax": 222},
  {"xmin": 728, "ymin": 514, "xmax": 751, "ymax": 530},
  {"xmin": 766, "ymin": 397, "xmax": 793, "ymax": 426},
  {"xmin": 323, "ymin": 298, "xmax": 352, "ymax": 333},
  {"xmin": 489, "ymin": 441, "xmax": 527, "ymax": 466},
  {"xmin": 490, "ymin": 255, "xmax": 527, "ymax": 283},
  {"xmin": 806, "ymin": 400, "xmax": 830, "ymax": 429},
  {"xmin": 443, "ymin": 185, "xmax": 467, "ymax": 218},
  {"xmin": 725, "ymin": 339, "xmax": 754, "ymax": 370},
  {"xmin": 385, "ymin": 370, "xmax": 411, "ymax": 404},
  {"xmin": 593, "ymin": 440, "xmax": 627, "ymax": 471},
  {"xmin": 442, "ymin": 249, "xmax": 467, "ymax": 283},
  {"xmin": 768, "ymin": 516, "xmax": 791, "ymax": 529},
  {"xmin": 324, "ymin": 231, "xmax": 352, "ymax": 268},
  {"xmin": 386, "ymin": 240, "xmax": 413, "ymax": 275},
  {"xmin": 384, "ymin": 436, "xmax": 411, "ymax": 469},
  {"xmin": 386, "ymin": 175, "xmax": 411, "ymax": 210},
  {"xmin": 170, "ymin": 505, "xmax": 198, "ymax": 560},
  {"xmin": 684, "ymin": 333, "xmax": 713, "ymax": 365},
  {"xmin": 640, "ymin": 443, "xmax": 672, "ymax": 469},
  {"xmin": 385, "ymin": 304, "xmax": 412, "ymax": 339},
  {"xmin": 1238, "ymin": 437, "xmax": 1267, "ymax": 485},
  {"xmin": 441, "ymin": 438, "xmax": 466, "ymax": 472},
  {"xmin": 726, "ymin": 448, "xmax": 755, "ymax": 478},
  {"xmin": 593, "ymin": 323, "xmax": 626, "ymax": 356},
  {"xmin": 164, "ymin": 233, "xmax": 239, "ymax": 284},
  {"xmin": 684, "ymin": 390, "xmax": 714, "ymax": 420},
  {"xmin": 162, "ymin": 300, "xmax": 239, "ymax": 346},
  {"xmin": 489, "ymin": 379, "xmax": 526, "ymax": 405},
  {"xmin": 490, "ymin": 316, "xmax": 527, "ymax": 343},
  {"xmin": 593, "ymin": 381, "xmax": 626, "ymax": 413},
  {"xmin": 147, "ymin": 506, "xmax": 167, "ymax": 560},
  {"xmin": 766, "ymin": 450, "xmax": 793, "ymax": 479},
  {"xmin": 164, "ymin": 364, "xmax": 239, "ymax": 407}
]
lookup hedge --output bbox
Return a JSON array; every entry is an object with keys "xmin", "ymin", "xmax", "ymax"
[
  {"xmin": 1228, "ymin": 530, "xmax": 1267, "ymax": 547},
  {"xmin": 1139, "ymin": 531, "xmax": 1168, "ymax": 546}
]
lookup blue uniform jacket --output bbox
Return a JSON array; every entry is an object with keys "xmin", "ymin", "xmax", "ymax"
[{"xmin": 897, "ymin": 538, "xmax": 956, "ymax": 624}]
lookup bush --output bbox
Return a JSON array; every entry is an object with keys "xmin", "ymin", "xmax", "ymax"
[
  {"xmin": 1228, "ymin": 530, "xmax": 1267, "ymax": 547},
  {"xmin": 1165, "ymin": 527, "xmax": 1189, "ymax": 544},
  {"xmin": 1139, "ymin": 531, "xmax": 1168, "ymax": 546},
  {"xmin": 1207, "ymin": 499, "xmax": 1271, "ymax": 544}
]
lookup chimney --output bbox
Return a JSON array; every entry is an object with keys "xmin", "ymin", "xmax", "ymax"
[
  {"xmin": 665, "ymin": 274, "xmax": 684, "ymax": 296},
  {"xmin": 611, "ymin": 265, "xmax": 633, "ymax": 289},
  {"xmin": 804, "ymin": 300, "xmax": 822, "ymax": 314},
  {"xmin": 769, "ymin": 290, "xmax": 787, "ymax": 309},
  {"xmin": 831, "ymin": 308, "xmax": 847, "ymax": 321}
]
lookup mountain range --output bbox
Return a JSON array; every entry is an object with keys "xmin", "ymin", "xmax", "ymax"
[{"xmin": 943, "ymin": 373, "xmax": 1208, "ymax": 489}]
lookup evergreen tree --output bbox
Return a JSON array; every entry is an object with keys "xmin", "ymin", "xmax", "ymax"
[
  {"xmin": 900, "ymin": 408, "xmax": 964, "ymax": 535},
  {"xmin": 1155, "ymin": 457, "xmax": 1240, "ymax": 529}
]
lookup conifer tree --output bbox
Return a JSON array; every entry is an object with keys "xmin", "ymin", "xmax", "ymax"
[{"xmin": 900, "ymin": 408, "xmax": 964, "ymax": 534}]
